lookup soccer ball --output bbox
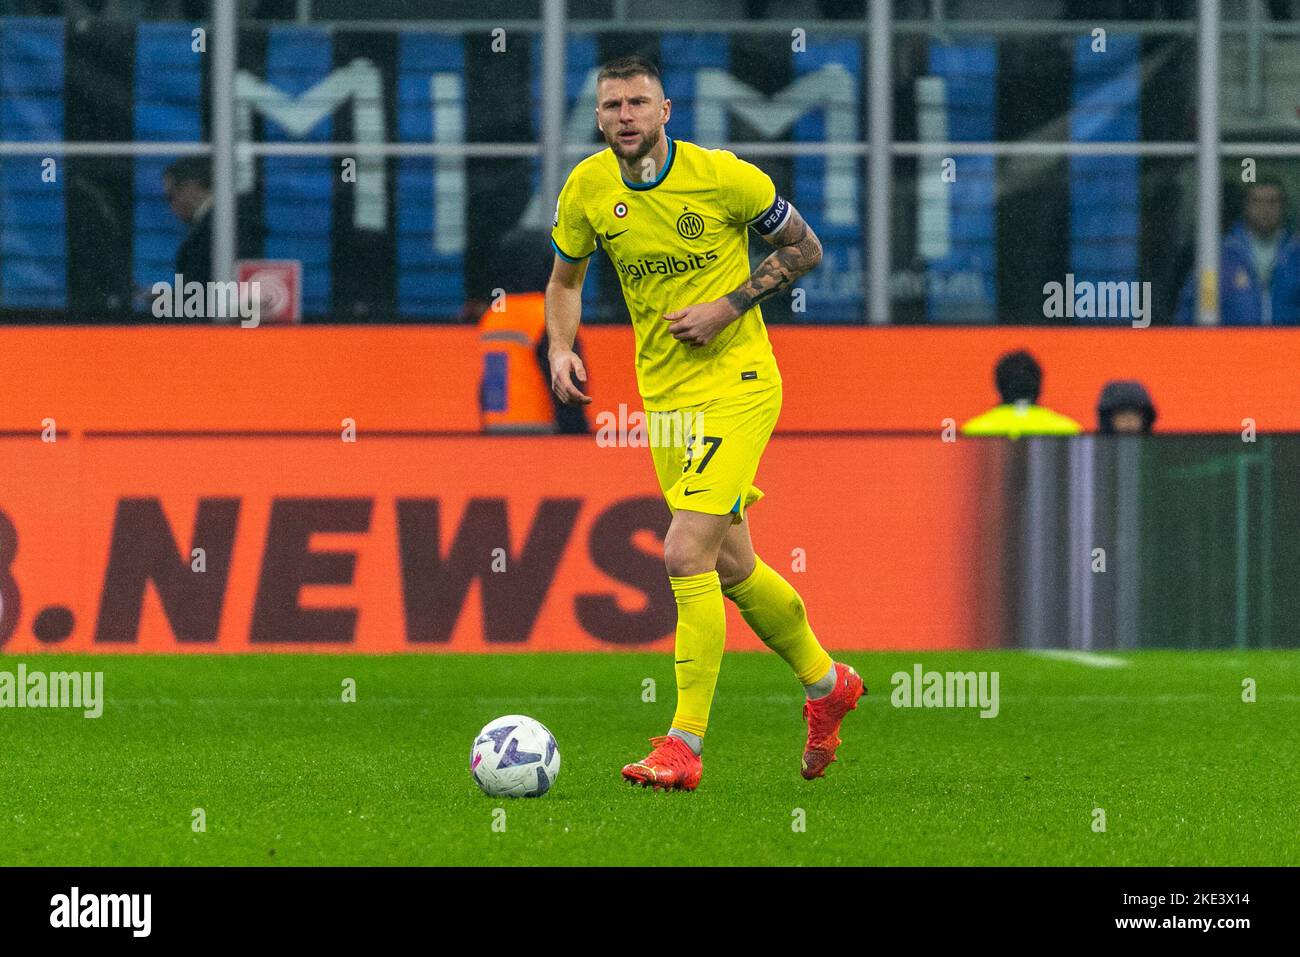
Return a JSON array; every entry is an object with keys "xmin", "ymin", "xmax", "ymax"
[{"xmin": 470, "ymin": 715, "xmax": 561, "ymax": 798}]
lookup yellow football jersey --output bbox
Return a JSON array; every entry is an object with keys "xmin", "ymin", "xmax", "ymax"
[
  {"xmin": 552, "ymin": 137, "xmax": 786, "ymax": 411},
  {"xmin": 961, "ymin": 403, "xmax": 1084, "ymax": 438}
]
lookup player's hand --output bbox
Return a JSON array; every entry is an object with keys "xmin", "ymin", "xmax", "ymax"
[
  {"xmin": 549, "ymin": 349, "xmax": 592, "ymax": 406},
  {"xmin": 664, "ymin": 298, "xmax": 738, "ymax": 347}
]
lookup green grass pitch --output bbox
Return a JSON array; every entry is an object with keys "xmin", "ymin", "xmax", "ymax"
[{"xmin": 0, "ymin": 651, "xmax": 1296, "ymax": 866}]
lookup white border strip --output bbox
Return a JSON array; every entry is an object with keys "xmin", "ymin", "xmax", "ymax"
[{"xmin": 1030, "ymin": 650, "xmax": 1132, "ymax": 668}]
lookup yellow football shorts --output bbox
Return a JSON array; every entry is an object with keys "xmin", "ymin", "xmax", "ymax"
[{"xmin": 646, "ymin": 383, "xmax": 782, "ymax": 525}]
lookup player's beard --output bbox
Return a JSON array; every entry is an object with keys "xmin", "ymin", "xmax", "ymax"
[{"xmin": 606, "ymin": 125, "xmax": 662, "ymax": 176}]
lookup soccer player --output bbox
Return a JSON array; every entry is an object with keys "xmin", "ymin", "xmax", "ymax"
[{"xmin": 545, "ymin": 55, "xmax": 865, "ymax": 791}]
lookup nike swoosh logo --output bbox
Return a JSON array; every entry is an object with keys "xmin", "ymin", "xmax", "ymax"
[
  {"xmin": 675, "ymin": 659, "xmax": 694, "ymax": 664},
  {"xmin": 682, "ymin": 488, "xmax": 710, "ymax": 496},
  {"xmin": 604, "ymin": 229, "xmax": 628, "ymax": 241}
]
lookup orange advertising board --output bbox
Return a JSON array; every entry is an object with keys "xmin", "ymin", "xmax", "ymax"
[
  {"xmin": 0, "ymin": 433, "xmax": 1001, "ymax": 654},
  {"xmin": 0, "ymin": 327, "xmax": 1295, "ymax": 434},
  {"xmin": 0, "ymin": 323, "xmax": 1278, "ymax": 653}
]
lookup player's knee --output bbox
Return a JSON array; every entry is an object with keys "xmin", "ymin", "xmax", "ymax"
[
  {"xmin": 663, "ymin": 534, "xmax": 715, "ymax": 578},
  {"xmin": 715, "ymin": 552, "xmax": 755, "ymax": 590}
]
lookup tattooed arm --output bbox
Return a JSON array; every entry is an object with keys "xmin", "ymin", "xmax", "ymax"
[
  {"xmin": 725, "ymin": 206, "xmax": 822, "ymax": 317},
  {"xmin": 663, "ymin": 204, "xmax": 823, "ymax": 347}
]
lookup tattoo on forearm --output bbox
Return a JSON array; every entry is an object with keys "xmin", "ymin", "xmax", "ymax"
[{"xmin": 725, "ymin": 213, "xmax": 823, "ymax": 316}]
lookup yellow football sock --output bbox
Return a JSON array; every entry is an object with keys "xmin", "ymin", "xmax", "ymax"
[
  {"xmin": 668, "ymin": 570, "xmax": 727, "ymax": 738},
  {"xmin": 722, "ymin": 557, "xmax": 833, "ymax": 686}
]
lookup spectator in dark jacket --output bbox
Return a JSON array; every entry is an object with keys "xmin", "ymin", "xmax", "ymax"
[
  {"xmin": 163, "ymin": 156, "xmax": 213, "ymax": 288},
  {"xmin": 1097, "ymin": 380, "xmax": 1157, "ymax": 435},
  {"xmin": 1175, "ymin": 177, "xmax": 1300, "ymax": 325}
]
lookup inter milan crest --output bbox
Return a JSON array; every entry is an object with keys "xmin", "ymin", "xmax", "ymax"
[{"xmin": 676, "ymin": 209, "xmax": 704, "ymax": 240}]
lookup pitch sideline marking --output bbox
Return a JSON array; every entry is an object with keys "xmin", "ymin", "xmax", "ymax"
[{"xmin": 1029, "ymin": 650, "xmax": 1132, "ymax": 668}]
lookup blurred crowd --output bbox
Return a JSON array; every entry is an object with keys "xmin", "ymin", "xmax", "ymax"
[{"xmin": 960, "ymin": 350, "xmax": 1157, "ymax": 438}]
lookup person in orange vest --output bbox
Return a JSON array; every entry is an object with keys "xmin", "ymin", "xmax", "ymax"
[{"xmin": 479, "ymin": 230, "xmax": 589, "ymax": 434}]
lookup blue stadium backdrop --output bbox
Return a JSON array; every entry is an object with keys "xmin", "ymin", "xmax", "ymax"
[{"xmin": 0, "ymin": 17, "xmax": 1190, "ymax": 322}]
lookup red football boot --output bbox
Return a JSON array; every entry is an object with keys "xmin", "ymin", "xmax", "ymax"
[
  {"xmin": 621, "ymin": 735, "xmax": 703, "ymax": 791},
  {"xmin": 801, "ymin": 662, "xmax": 866, "ymax": 780}
]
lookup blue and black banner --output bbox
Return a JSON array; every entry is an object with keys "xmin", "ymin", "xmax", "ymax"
[{"xmin": 0, "ymin": 18, "xmax": 1192, "ymax": 323}]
